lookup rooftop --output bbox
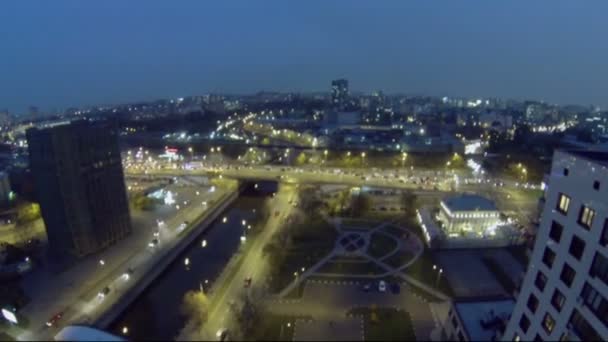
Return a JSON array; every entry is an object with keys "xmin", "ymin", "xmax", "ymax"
[
  {"xmin": 442, "ymin": 194, "xmax": 497, "ymax": 212},
  {"xmin": 455, "ymin": 298, "xmax": 515, "ymax": 341},
  {"xmin": 563, "ymin": 149, "xmax": 608, "ymax": 167}
]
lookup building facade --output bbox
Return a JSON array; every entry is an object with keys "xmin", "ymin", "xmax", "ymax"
[
  {"xmin": 503, "ymin": 150, "xmax": 608, "ymax": 341},
  {"xmin": 331, "ymin": 79, "xmax": 349, "ymax": 109},
  {"xmin": 0, "ymin": 171, "xmax": 11, "ymax": 207},
  {"xmin": 437, "ymin": 194, "xmax": 500, "ymax": 235},
  {"xmin": 27, "ymin": 121, "xmax": 132, "ymax": 258}
]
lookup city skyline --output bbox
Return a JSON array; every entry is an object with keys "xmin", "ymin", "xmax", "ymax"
[{"xmin": 2, "ymin": 1, "xmax": 608, "ymax": 114}]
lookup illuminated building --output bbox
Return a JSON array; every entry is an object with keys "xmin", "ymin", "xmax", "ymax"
[{"xmin": 437, "ymin": 194, "xmax": 500, "ymax": 235}]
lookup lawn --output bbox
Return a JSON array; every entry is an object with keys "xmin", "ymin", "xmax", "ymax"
[
  {"xmin": 317, "ymin": 259, "xmax": 386, "ymax": 275},
  {"xmin": 367, "ymin": 233, "xmax": 398, "ymax": 259},
  {"xmin": 349, "ymin": 307, "xmax": 416, "ymax": 341},
  {"xmin": 265, "ymin": 216, "xmax": 338, "ymax": 292},
  {"xmin": 247, "ymin": 314, "xmax": 297, "ymax": 341},
  {"xmin": 383, "ymin": 250, "xmax": 414, "ymax": 268}
]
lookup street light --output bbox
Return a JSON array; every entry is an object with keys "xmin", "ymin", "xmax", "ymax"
[
  {"xmin": 99, "ymin": 259, "xmax": 105, "ymax": 266},
  {"xmin": 122, "ymin": 327, "xmax": 129, "ymax": 335}
]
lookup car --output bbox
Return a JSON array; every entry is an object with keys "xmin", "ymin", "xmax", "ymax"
[
  {"xmin": 378, "ymin": 280, "xmax": 387, "ymax": 292},
  {"xmin": 390, "ymin": 283, "xmax": 401, "ymax": 294},
  {"xmin": 362, "ymin": 283, "xmax": 371, "ymax": 292},
  {"xmin": 244, "ymin": 277, "xmax": 252, "ymax": 288},
  {"xmin": 216, "ymin": 328, "xmax": 229, "ymax": 341},
  {"xmin": 46, "ymin": 312, "xmax": 64, "ymax": 327},
  {"xmin": 98, "ymin": 286, "xmax": 111, "ymax": 298},
  {"xmin": 149, "ymin": 238, "xmax": 159, "ymax": 247}
]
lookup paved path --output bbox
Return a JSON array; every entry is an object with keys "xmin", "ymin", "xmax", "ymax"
[{"xmin": 279, "ymin": 219, "xmax": 425, "ymax": 297}]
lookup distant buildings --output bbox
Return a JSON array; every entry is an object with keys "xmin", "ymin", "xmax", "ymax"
[
  {"xmin": 27, "ymin": 121, "xmax": 132, "ymax": 258},
  {"xmin": 437, "ymin": 194, "xmax": 501, "ymax": 236},
  {"xmin": 0, "ymin": 171, "xmax": 12, "ymax": 207},
  {"xmin": 503, "ymin": 150, "xmax": 608, "ymax": 341},
  {"xmin": 331, "ymin": 79, "xmax": 349, "ymax": 109}
]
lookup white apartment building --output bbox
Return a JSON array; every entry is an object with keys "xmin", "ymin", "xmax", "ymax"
[{"xmin": 503, "ymin": 150, "xmax": 608, "ymax": 341}]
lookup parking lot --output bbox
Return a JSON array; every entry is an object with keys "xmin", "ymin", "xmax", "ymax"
[{"xmin": 267, "ymin": 280, "xmax": 436, "ymax": 341}]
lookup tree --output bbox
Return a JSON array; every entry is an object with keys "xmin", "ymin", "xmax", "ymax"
[
  {"xmin": 17, "ymin": 202, "xmax": 40, "ymax": 224},
  {"xmin": 401, "ymin": 191, "xmax": 418, "ymax": 223},
  {"xmin": 295, "ymin": 152, "xmax": 307, "ymax": 166},
  {"xmin": 180, "ymin": 290, "xmax": 210, "ymax": 326},
  {"xmin": 133, "ymin": 194, "xmax": 160, "ymax": 211},
  {"xmin": 350, "ymin": 193, "xmax": 372, "ymax": 217}
]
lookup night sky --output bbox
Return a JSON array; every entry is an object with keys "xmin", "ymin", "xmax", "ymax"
[{"xmin": 1, "ymin": 0, "xmax": 607, "ymax": 114}]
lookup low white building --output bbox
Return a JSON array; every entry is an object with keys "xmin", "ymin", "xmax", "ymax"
[{"xmin": 438, "ymin": 194, "xmax": 500, "ymax": 236}]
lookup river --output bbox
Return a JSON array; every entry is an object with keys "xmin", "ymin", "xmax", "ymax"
[{"xmin": 108, "ymin": 195, "xmax": 266, "ymax": 341}]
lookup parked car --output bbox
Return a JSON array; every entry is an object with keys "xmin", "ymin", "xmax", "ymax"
[
  {"xmin": 46, "ymin": 311, "xmax": 64, "ymax": 327},
  {"xmin": 378, "ymin": 280, "xmax": 387, "ymax": 292},
  {"xmin": 244, "ymin": 277, "xmax": 252, "ymax": 288},
  {"xmin": 362, "ymin": 283, "xmax": 371, "ymax": 292}
]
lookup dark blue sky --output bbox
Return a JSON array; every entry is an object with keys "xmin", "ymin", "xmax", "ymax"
[{"xmin": 1, "ymin": 1, "xmax": 607, "ymax": 114}]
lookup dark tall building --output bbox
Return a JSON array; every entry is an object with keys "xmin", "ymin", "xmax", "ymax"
[
  {"xmin": 27, "ymin": 121, "xmax": 132, "ymax": 258},
  {"xmin": 331, "ymin": 79, "xmax": 349, "ymax": 109}
]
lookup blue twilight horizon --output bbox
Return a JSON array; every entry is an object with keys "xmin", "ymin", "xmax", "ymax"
[{"xmin": 1, "ymin": 0, "xmax": 607, "ymax": 114}]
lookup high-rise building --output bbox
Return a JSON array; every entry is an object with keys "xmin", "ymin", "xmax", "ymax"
[
  {"xmin": 503, "ymin": 150, "xmax": 608, "ymax": 341},
  {"xmin": 26, "ymin": 121, "xmax": 132, "ymax": 258},
  {"xmin": 331, "ymin": 79, "xmax": 349, "ymax": 109}
]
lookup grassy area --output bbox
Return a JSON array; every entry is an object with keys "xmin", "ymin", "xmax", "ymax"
[
  {"xmin": 383, "ymin": 250, "xmax": 414, "ymax": 268},
  {"xmin": 317, "ymin": 260, "xmax": 386, "ymax": 275},
  {"xmin": 381, "ymin": 224, "xmax": 407, "ymax": 238},
  {"xmin": 247, "ymin": 314, "xmax": 297, "ymax": 341},
  {"xmin": 404, "ymin": 250, "xmax": 453, "ymax": 297},
  {"xmin": 481, "ymin": 256, "xmax": 516, "ymax": 294},
  {"xmin": 340, "ymin": 218, "xmax": 379, "ymax": 230},
  {"xmin": 349, "ymin": 307, "xmax": 416, "ymax": 341},
  {"xmin": 265, "ymin": 216, "xmax": 338, "ymax": 292},
  {"xmin": 367, "ymin": 233, "xmax": 398, "ymax": 259}
]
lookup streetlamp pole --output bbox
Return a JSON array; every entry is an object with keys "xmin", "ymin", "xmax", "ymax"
[{"xmin": 435, "ymin": 268, "xmax": 443, "ymax": 288}]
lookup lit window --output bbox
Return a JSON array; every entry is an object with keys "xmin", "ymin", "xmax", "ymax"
[
  {"xmin": 577, "ymin": 206, "xmax": 595, "ymax": 230},
  {"xmin": 556, "ymin": 193, "xmax": 570, "ymax": 214},
  {"xmin": 542, "ymin": 313, "xmax": 555, "ymax": 333}
]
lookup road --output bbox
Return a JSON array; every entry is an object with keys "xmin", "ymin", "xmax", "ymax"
[
  {"xmin": 17, "ymin": 182, "xmax": 233, "ymax": 341},
  {"xmin": 182, "ymin": 184, "xmax": 298, "ymax": 341},
  {"xmin": 127, "ymin": 164, "xmax": 456, "ymax": 192}
]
